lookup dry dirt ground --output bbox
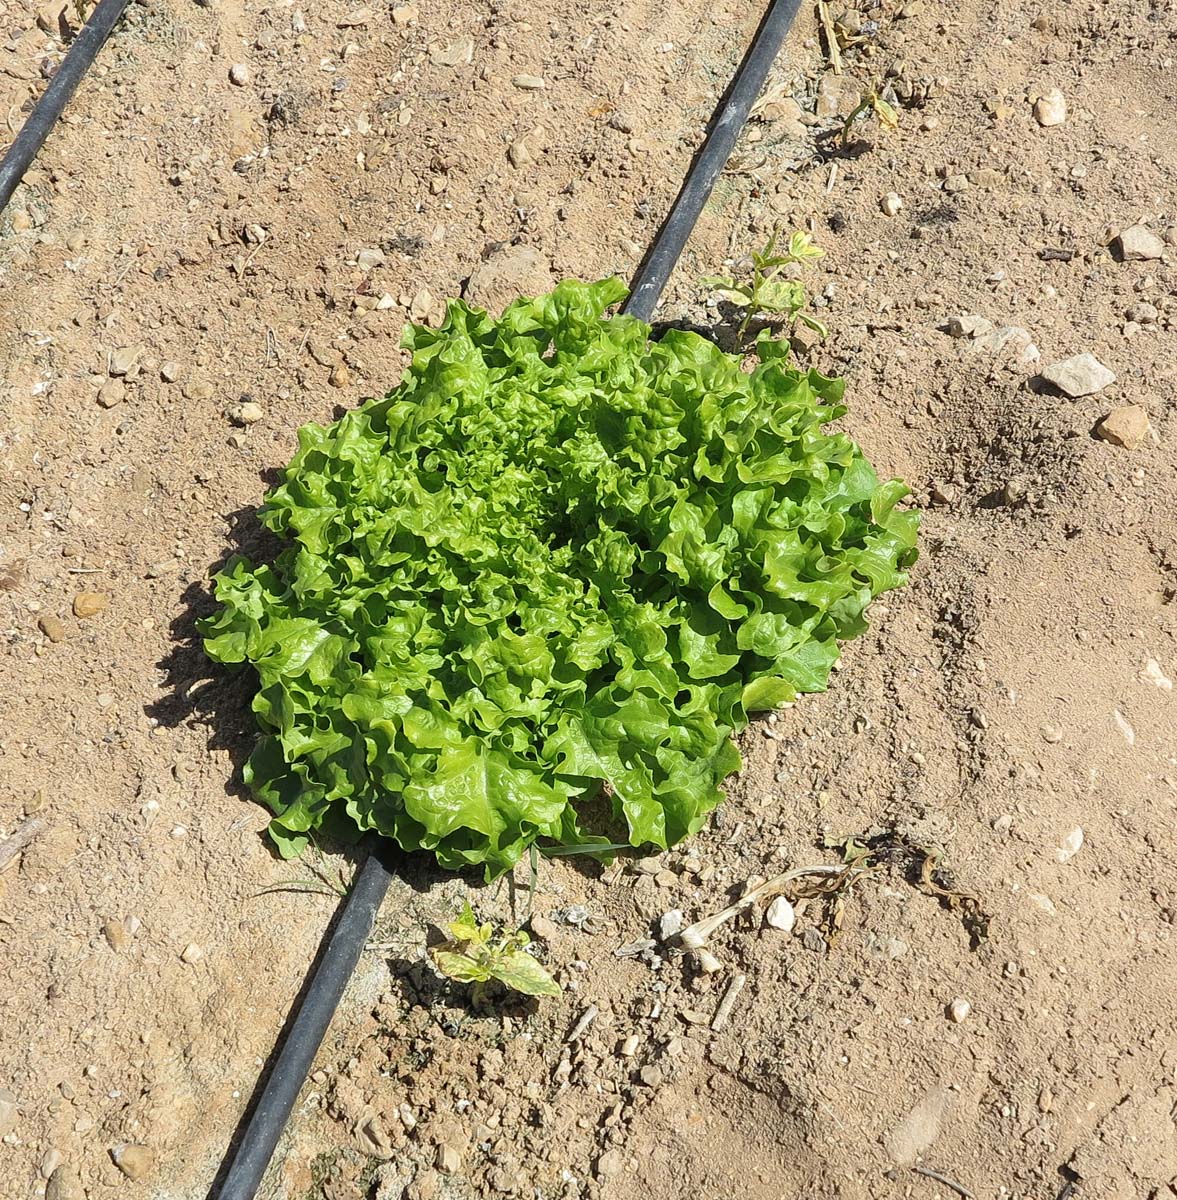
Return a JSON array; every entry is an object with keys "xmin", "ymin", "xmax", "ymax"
[{"xmin": 2, "ymin": 0, "xmax": 1177, "ymax": 1198}]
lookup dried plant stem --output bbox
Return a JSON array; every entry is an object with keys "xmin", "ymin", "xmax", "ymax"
[{"xmin": 677, "ymin": 864, "xmax": 854, "ymax": 949}]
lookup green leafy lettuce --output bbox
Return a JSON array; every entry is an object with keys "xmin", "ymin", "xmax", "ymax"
[{"xmin": 200, "ymin": 278, "xmax": 917, "ymax": 876}]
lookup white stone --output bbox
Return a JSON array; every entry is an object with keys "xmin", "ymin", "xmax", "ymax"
[
  {"xmin": 765, "ymin": 896, "xmax": 796, "ymax": 933},
  {"xmin": 1039, "ymin": 352, "xmax": 1115, "ymax": 397},
  {"xmin": 1056, "ymin": 827, "xmax": 1084, "ymax": 863},
  {"xmin": 1033, "ymin": 88, "xmax": 1066, "ymax": 126}
]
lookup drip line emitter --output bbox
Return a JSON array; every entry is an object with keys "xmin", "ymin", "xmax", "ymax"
[{"xmin": 0, "ymin": 0, "xmax": 805, "ymax": 1194}]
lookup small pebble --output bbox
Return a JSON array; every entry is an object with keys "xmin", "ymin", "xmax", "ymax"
[
  {"xmin": 638, "ymin": 1065, "xmax": 663, "ymax": 1087},
  {"xmin": 160, "ymin": 360, "xmax": 181, "ymax": 382},
  {"xmin": 46, "ymin": 1166, "xmax": 84, "ymax": 1200},
  {"xmin": 227, "ymin": 400, "xmax": 265, "ymax": 426},
  {"xmin": 1125, "ymin": 301, "xmax": 1158, "ymax": 325},
  {"xmin": 97, "ymin": 380, "xmax": 126, "ymax": 408},
  {"xmin": 108, "ymin": 346, "xmax": 141, "ymax": 376},
  {"xmin": 40, "ymin": 1149, "xmax": 62, "ymax": 1180},
  {"xmin": 1095, "ymin": 405, "xmax": 1150, "ymax": 450},
  {"xmin": 180, "ymin": 942, "xmax": 204, "ymax": 964},
  {"xmin": 103, "ymin": 918, "xmax": 128, "ymax": 951},
  {"xmin": 1056, "ymin": 827, "xmax": 1084, "ymax": 863},
  {"xmin": 112, "ymin": 1144, "xmax": 155, "ymax": 1182},
  {"xmin": 72, "ymin": 592, "xmax": 108, "ymax": 619},
  {"xmin": 329, "ymin": 362, "xmax": 350, "ymax": 388},
  {"xmin": 695, "ymin": 948, "xmax": 723, "ymax": 974},
  {"xmin": 658, "ymin": 909, "xmax": 684, "ymax": 940},
  {"xmin": 38, "ymin": 614, "xmax": 67, "ymax": 642},
  {"xmin": 229, "ymin": 63, "xmax": 250, "ymax": 86},
  {"xmin": 948, "ymin": 997, "xmax": 971, "ymax": 1023},
  {"xmin": 764, "ymin": 896, "xmax": 796, "ymax": 933},
  {"xmin": 511, "ymin": 74, "xmax": 546, "ymax": 90},
  {"xmin": 1115, "ymin": 224, "xmax": 1165, "ymax": 261},
  {"xmin": 618, "ymin": 1034, "xmax": 640, "ymax": 1058},
  {"xmin": 0, "ymin": 1089, "xmax": 17, "ymax": 1137},
  {"xmin": 1142, "ymin": 659, "xmax": 1173, "ymax": 690},
  {"xmin": 436, "ymin": 1145, "xmax": 461, "ymax": 1175},
  {"xmin": 1032, "ymin": 88, "xmax": 1066, "ymax": 126},
  {"xmin": 1038, "ymin": 1087, "xmax": 1054, "ymax": 1113},
  {"xmin": 1039, "ymin": 352, "xmax": 1115, "ymax": 398},
  {"xmin": 529, "ymin": 915, "xmax": 559, "ymax": 941},
  {"xmin": 595, "ymin": 1149, "xmax": 625, "ymax": 1178},
  {"xmin": 880, "ymin": 192, "xmax": 903, "ymax": 216}
]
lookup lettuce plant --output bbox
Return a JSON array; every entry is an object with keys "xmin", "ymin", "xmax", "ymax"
[{"xmin": 201, "ymin": 279, "xmax": 917, "ymax": 877}]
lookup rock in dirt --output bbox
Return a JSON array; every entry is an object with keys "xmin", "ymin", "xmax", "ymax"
[
  {"xmin": 884, "ymin": 1086, "xmax": 952, "ymax": 1164},
  {"xmin": 1095, "ymin": 404, "xmax": 1150, "ymax": 449},
  {"xmin": 948, "ymin": 997, "xmax": 971, "ymax": 1023},
  {"xmin": 1039, "ymin": 352, "xmax": 1115, "ymax": 397},
  {"xmin": 229, "ymin": 63, "xmax": 250, "ymax": 86},
  {"xmin": 880, "ymin": 192, "xmax": 903, "ymax": 216},
  {"xmin": 38, "ymin": 614, "xmax": 66, "ymax": 642},
  {"xmin": 160, "ymin": 360, "xmax": 181, "ymax": 382},
  {"xmin": 529, "ymin": 915, "xmax": 559, "ymax": 941},
  {"xmin": 1141, "ymin": 659, "xmax": 1173, "ymax": 690},
  {"xmin": 180, "ymin": 942, "xmax": 204, "ymax": 964},
  {"xmin": 429, "ymin": 36, "xmax": 473, "ymax": 67},
  {"xmin": 1032, "ymin": 88, "xmax": 1066, "ymax": 126},
  {"xmin": 595, "ymin": 1149, "xmax": 626, "ymax": 1177},
  {"xmin": 46, "ymin": 1166, "xmax": 84, "ymax": 1200},
  {"xmin": 0, "ymin": 1088, "xmax": 18, "ymax": 1136},
  {"xmin": 1056, "ymin": 826, "xmax": 1084, "ymax": 862},
  {"xmin": 1114, "ymin": 224, "xmax": 1165, "ymax": 261},
  {"xmin": 436, "ymin": 1144, "xmax": 461, "ymax": 1174},
  {"xmin": 765, "ymin": 896, "xmax": 795, "ymax": 932},
  {"xmin": 945, "ymin": 313, "xmax": 993, "ymax": 339},
  {"xmin": 465, "ymin": 245, "xmax": 553, "ymax": 315},
  {"xmin": 658, "ymin": 909, "xmax": 684, "ymax": 939},
  {"xmin": 226, "ymin": 400, "xmax": 264, "ymax": 426},
  {"xmin": 112, "ymin": 1144, "xmax": 155, "ymax": 1181},
  {"xmin": 108, "ymin": 346, "xmax": 142, "ymax": 376},
  {"xmin": 511, "ymin": 74, "xmax": 546, "ymax": 90},
  {"xmin": 97, "ymin": 379, "xmax": 126, "ymax": 408},
  {"xmin": 72, "ymin": 591, "xmax": 108, "ymax": 619},
  {"xmin": 1126, "ymin": 301, "xmax": 1158, "ymax": 325}
]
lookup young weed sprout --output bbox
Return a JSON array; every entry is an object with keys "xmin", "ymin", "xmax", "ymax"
[
  {"xmin": 700, "ymin": 229, "xmax": 829, "ymax": 342},
  {"xmin": 430, "ymin": 903, "xmax": 561, "ymax": 1002}
]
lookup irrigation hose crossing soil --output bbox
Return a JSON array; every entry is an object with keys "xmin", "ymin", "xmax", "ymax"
[
  {"xmin": 621, "ymin": 0, "xmax": 803, "ymax": 322},
  {"xmin": 0, "ymin": 0, "xmax": 132, "ymax": 216},
  {"xmin": 1, "ymin": 0, "xmax": 803, "ymax": 1191},
  {"xmin": 215, "ymin": 2, "xmax": 803, "ymax": 1195}
]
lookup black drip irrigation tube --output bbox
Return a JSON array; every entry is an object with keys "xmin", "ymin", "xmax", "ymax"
[
  {"xmin": 0, "ymin": 0, "xmax": 132, "ymax": 216},
  {"xmin": 217, "ymin": 4, "xmax": 802, "ymax": 1195},
  {"xmin": 0, "ymin": 0, "xmax": 801, "ymax": 1192}
]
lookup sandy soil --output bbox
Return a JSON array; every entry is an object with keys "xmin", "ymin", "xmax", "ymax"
[{"xmin": 2, "ymin": 0, "xmax": 1176, "ymax": 1198}]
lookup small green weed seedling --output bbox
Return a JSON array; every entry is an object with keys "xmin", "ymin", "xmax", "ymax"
[
  {"xmin": 841, "ymin": 86, "xmax": 900, "ymax": 148},
  {"xmin": 701, "ymin": 229, "xmax": 829, "ymax": 342},
  {"xmin": 430, "ymin": 903, "xmax": 561, "ymax": 1002}
]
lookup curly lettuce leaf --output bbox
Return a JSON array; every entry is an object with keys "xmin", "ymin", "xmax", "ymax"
[{"xmin": 200, "ymin": 279, "xmax": 917, "ymax": 876}]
